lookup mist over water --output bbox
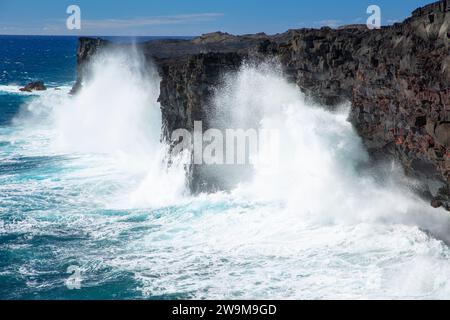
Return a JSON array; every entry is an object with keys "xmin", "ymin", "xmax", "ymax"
[
  {"xmin": 219, "ymin": 63, "xmax": 450, "ymax": 236},
  {"xmin": 1, "ymin": 49, "xmax": 450, "ymax": 299},
  {"xmin": 11, "ymin": 48, "xmax": 188, "ymax": 209}
]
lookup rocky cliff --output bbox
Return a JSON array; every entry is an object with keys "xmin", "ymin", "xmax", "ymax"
[{"xmin": 72, "ymin": 1, "xmax": 450, "ymax": 209}]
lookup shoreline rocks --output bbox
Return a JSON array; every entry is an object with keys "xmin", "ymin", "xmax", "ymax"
[{"xmin": 19, "ymin": 81, "xmax": 47, "ymax": 92}]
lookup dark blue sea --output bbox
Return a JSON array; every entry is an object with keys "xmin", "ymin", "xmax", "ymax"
[{"xmin": 1, "ymin": 35, "xmax": 450, "ymax": 300}]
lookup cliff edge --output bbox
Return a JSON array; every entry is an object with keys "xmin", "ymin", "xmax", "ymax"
[{"xmin": 72, "ymin": 1, "xmax": 450, "ymax": 209}]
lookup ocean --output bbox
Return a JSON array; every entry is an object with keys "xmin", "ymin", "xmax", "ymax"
[{"xmin": 1, "ymin": 35, "xmax": 450, "ymax": 300}]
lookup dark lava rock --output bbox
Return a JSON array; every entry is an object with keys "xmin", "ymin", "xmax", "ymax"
[
  {"xmin": 431, "ymin": 198, "xmax": 443, "ymax": 208},
  {"xmin": 19, "ymin": 81, "xmax": 47, "ymax": 92},
  {"xmin": 71, "ymin": 1, "xmax": 450, "ymax": 209}
]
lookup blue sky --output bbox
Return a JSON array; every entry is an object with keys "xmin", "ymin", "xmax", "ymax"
[{"xmin": 0, "ymin": 0, "xmax": 434, "ymax": 36}]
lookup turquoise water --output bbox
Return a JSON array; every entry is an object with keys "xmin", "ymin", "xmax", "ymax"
[
  {"xmin": 2, "ymin": 36, "xmax": 450, "ymax": 300},
  {"xmin": 0, "ymin": 36, "xmax": 190, "ymax": 299}
]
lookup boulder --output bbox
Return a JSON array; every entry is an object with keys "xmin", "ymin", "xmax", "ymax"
[{"xmin": 19, "ymin": 81, "xmax": 47, "ymax": 92}]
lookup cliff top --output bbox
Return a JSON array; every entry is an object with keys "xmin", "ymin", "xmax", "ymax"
[
  {"xmin": 77, "ymin": 1, "xmax": 446, "ymax": 65},
  {"xmin": 412, "ymin": 0, "xmax": 449, "ymax": 17}
]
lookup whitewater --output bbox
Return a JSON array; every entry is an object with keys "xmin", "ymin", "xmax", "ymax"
[{"xmin": 1, "ymin": 48, "xmax": 450, "ymax": 299}]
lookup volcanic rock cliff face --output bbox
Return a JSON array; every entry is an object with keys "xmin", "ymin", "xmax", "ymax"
[{"xmin": 73, "ymin": 1, "xmax": 450, "ymax": 209}]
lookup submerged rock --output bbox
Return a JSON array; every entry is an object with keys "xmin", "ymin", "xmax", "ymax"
[{"xmin": 19, "ymin": 81, "xmax": 47, "ymax": 92}]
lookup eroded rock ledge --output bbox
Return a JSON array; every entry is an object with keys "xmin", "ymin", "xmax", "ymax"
[{"xmin": 72, "ymin": 1, "xmax": 450, "ymax": 209}]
